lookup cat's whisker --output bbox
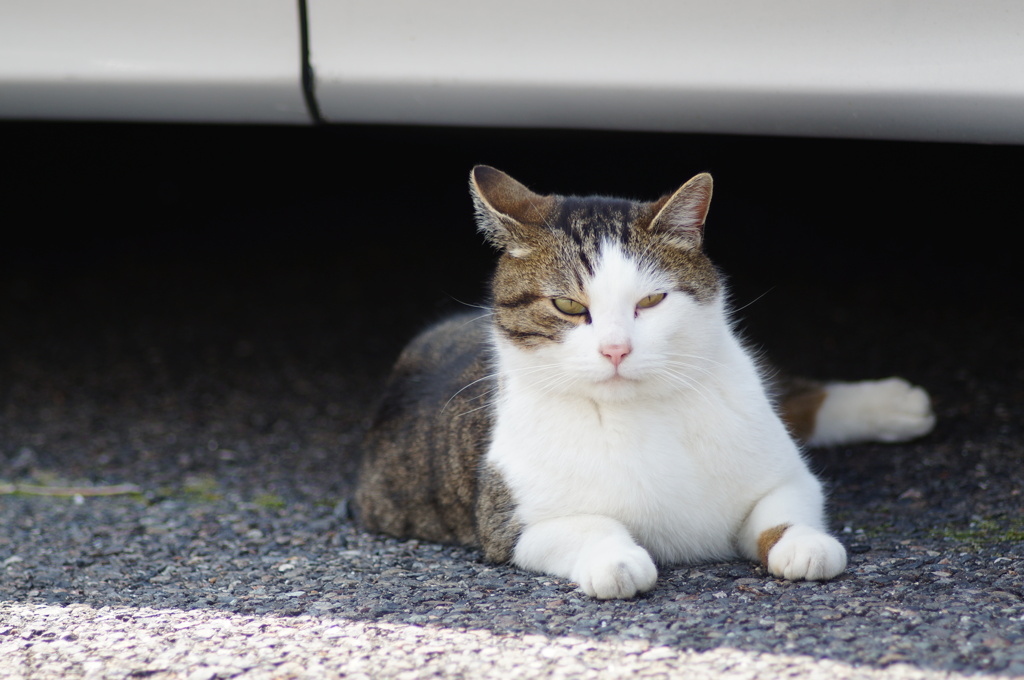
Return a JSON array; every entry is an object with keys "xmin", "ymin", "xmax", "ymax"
[
  {"xmin": 729, "ymin": 287, "xmax": 775, "ymax": 315},
  {"xmin": 656, "ymin": 379, "xmax": 717, "ymax": 411},
  {"xmin": 446, "ymin": 296, "xmax": 493, "ymax": 313},
  {"xmin": 520, "ymin": 369, "xmax": 579, "ymax": 399},
  {"xmin": 442, "ymin": 380, "xmax": 494, "ymax": 412},
  {"xmin": 661, "ymin": 361, "xmax": 720, "ymax": 383},
  {"xmin": 656, "ymin": 367, "xmax": 720, "ymax": 407},
  {"xmin": 442, "ymin": 365, "xmax": 531, "ymax": 411},
  {"xmin": 664, "ymin": 352, "xmax": 727, "ymax": 369},
  {"xmin": 449, "ymin": 397, "xmax": 499, "ymax": 420},
  {"xmin": 661, "ymin": 359, "xmax": 718, "ymax": 380},
  {"xmin": 661, "ymin": 359, "xmax": 721, "ymax": 384},
  {"xmin": 456, "ymin": 311, "xmax": 494, "ymax": 329},
  {"xmin": 445, "ymin": 367, "xmax": 551, "ymax": 410},
  {"xmin": 521, "ymin": 369, "xmax": 572, "ymax": 392},
  {"xmin": 497, "ymin": 362, "xmax": 565, "ymax": 375},
  {"xmin": 662, "ymin": 357, "xmax": 717, "ymax": 371},
  {"xmin": 446, "ymin": 362, "xmax": 572, "ymax": 412},
  {"xmin": 495, "ymin": 364, "xmax": 571, "ymax": 385}
]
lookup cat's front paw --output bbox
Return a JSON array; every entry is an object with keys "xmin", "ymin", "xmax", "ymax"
[
  {"xmin": 572, "ymin": 538, "xmax": 658, "ymax": 599},
  {"xmin": 765, "ymin": 525, "xmax": 847, "ymax": 581},
  {"xmin": 811, "ymin": 377, "xmax": 936, "ymax": 446}
]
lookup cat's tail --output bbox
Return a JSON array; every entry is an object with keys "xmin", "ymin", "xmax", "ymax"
[{"xmin": 777, "ymin": 376, "xmax": 936, "ymax": 447}]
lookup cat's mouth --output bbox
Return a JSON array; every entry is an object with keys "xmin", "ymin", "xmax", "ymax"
[
  {"xmin": 587, "ymin": 371, "xmax": 646, "ymax": 401},
  {"xmin": 598, "ymin": 369, "xmax": 634, "ymax": 384}
]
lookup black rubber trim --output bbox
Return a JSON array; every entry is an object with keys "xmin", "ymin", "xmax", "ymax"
[{"xmin": 298, "ymin": 0, "xmax": 324, "ymax": 124}]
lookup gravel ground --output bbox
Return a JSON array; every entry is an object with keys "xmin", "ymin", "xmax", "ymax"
[{"xmin": 1, "ymin": 124, "xmax": 1022, "ymax": 678}]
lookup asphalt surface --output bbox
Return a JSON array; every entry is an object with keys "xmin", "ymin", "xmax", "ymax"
[{"xmin": 1, "ymin": 123, "xmax": 1022, "ymax": 678}]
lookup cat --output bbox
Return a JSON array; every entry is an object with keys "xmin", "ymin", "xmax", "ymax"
[{"xmin": 354, "ymin": 166, "xmax": 935, "ymax": 599}]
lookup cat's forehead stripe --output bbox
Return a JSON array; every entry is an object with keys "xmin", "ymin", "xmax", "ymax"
[
  {"xmin": 551, "ymin": 197, "xmax": 638, "ymax": 247},
  {"xmin": 576, "ymin": 250, "xmax": 594, "ymax": 278}
]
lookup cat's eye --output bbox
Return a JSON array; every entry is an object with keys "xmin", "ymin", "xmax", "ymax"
[
  {"xmin": 637, "ymin": 293, "xmax": 666, "ymax": 309},
  {"xmin": 552, "ymin": 297, "xmax": 588, "ymax": 316}
]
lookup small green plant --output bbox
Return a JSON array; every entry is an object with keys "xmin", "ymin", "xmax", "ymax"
[
  {"xmin": 254, "ymin": 492, "xmax": 287, "ymax": 511},
  {"xmin": 181, "ymin": 474, "xmax": 222, "ymax": 503},
  {"xmin": 931, "ymin": 517, "xmax": 1024, "ymax": 551}
]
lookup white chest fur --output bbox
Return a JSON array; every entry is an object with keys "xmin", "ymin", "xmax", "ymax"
[{"xmin": 487, "ymin": 332, "xmax": 808, "ymax": 565}]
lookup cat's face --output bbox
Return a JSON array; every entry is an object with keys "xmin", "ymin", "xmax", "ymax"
[{"xmin": 471, "ymin": 166, "xmax": 724, "ymax": 401}]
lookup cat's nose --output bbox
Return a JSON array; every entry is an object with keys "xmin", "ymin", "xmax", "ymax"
[{"xmin": 600, "ymin": 343, "xmax": 631, "ymax": 367}]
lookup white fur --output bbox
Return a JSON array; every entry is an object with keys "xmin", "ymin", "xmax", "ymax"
[
  {"xmin": 807, "ymin": 378, "xmax": 936, "ymax": 447},
  {"xmin": 487, "ymin": 244, "xmax": 846, "ymax": 598}
]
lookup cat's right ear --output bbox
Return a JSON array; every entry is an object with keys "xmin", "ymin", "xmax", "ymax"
[
  {"xmin": 470, "ymin": 165, "xmax": 553, "ymax": 258},
  {"xmin": 648, "ymin": 173, "xmax": 713, "ymax": 250}
]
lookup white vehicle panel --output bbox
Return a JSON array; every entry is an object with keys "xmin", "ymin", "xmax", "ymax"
[
  {"xmin": 308, "ymin": 0, "xmax": 1024, "ymax": 143},
  {"xmin": 0, "ymin": 1, "xmax": 308, "ymax": 123},
  {"xmin": 1, "ymin": 1, "xmax": 1022, "ymax": 142}
]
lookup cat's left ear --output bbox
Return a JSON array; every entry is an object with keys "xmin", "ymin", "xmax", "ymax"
[
  {"xmin": 470, "ymin": 165, "xmax": 554, "ymax": 257},
  {"xmin": 648, "ymin": 173, "xmax": 713, "ymax": 250}
]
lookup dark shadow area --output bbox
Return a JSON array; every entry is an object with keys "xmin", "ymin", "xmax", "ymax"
[{"xmin": 1, "ymin": 122, "xmax": 1022, "ymax": 675}]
